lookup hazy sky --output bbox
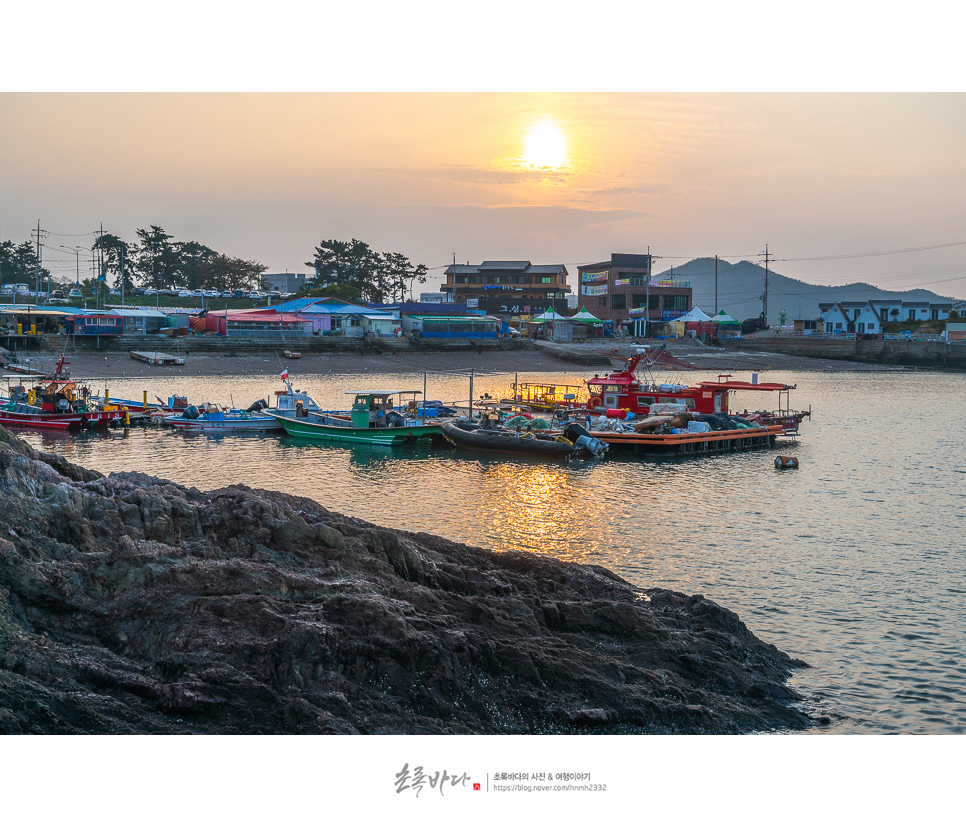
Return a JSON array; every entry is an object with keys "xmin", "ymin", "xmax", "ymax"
[{"xmin": 3, "ymin": 92, "xmax": 965, "ymax": 297}]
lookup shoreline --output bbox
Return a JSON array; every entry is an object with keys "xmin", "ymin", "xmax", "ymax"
[{"xmin": 10, "ymin": 339, "xmax": 903, "ymax": 380}]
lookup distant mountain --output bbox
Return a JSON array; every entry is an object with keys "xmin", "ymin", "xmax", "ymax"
[{"xmin": 655, "ymin": 258, "xmax": 957, "ymax": 325}]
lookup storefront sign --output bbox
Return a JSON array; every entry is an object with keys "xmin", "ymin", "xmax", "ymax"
[{"xmin": 581, "ymin": 270, "xmax": 609, "ymax": 284}]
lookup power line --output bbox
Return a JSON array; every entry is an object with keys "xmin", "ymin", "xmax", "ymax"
[{"xmin": 782, "ymin": 240, "xmax": 966, "ymax": 261}]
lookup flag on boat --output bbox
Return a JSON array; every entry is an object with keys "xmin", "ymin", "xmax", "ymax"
[{"xmin": 280, "ymin": 369, "xmax": 289, "ymax": 380}]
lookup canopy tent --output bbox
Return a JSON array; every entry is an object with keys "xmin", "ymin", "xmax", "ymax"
[
  {"xmin": 568, "ymin": 307, "xmax": 606, "ymax": 324},
  {"xmin": 531, "ymin": 308, "xmax": 569, "ymax": 321},
  {"xmin": 674, "ymin": 306, "xmax": 712, "ymax": 322},
  {"xmin": 711, "ymin": 309, "xmax": 741, "ymax": 324}
]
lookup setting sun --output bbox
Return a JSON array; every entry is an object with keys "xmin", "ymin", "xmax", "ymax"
[{"xmin": 523, "ymin": 122, "xmax": 567, "ymax": 169}]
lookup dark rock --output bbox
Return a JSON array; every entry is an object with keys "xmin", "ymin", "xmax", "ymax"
[{"xmin": 0, "ymin": 425, "xmax": 812, "ymax": 734}]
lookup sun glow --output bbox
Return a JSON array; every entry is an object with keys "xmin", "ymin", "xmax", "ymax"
[{"xmin": 523, "ymin": 123, "xmax": 568, "ymax": 169}]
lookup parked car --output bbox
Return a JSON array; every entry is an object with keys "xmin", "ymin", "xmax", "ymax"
[
  {"xmin": 233, "ymin": 290, "xmax": 246, "ymax": 299},
  {"xmin": 247, "ymin": 292, "xmax": 261, "ymax": 299},
  {"xmin": 220, "ymin": 291, "xmax": 234, "ymax": 298},
  {"xmin": 68, "ymin": 288, "xmax": 83, "ymax": 299}
]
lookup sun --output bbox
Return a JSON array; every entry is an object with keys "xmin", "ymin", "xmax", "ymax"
[{"xmin": 523, "ymin": 123, "xmax": 567, "ymax": 169}]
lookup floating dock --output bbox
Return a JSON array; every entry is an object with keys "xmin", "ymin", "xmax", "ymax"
[
  {"xmin": 589, "ymin": 424, "xmax": 786, "ymax": 458},
  {"xmin": 130, "ymin": 351, "xmax": 185, "ymax": 366}
]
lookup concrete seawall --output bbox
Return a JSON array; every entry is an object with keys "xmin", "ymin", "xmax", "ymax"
[{"xmin": 722, "ymin": 337, "xmax": 966, "ymax": 370}]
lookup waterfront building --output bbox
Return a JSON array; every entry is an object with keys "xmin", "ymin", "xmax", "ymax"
[
  {"xmin": 818, "ymin": 298, "xmax": 955, "ymax": 332},
  {"xmin": 575, "ymin": 253, "xmax": 691, "ymax": 337},
  {"xmin": 440, "ymin": 261, "xmax": 570, "ymax": 321}
]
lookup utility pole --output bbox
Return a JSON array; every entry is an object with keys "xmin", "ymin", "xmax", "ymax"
[
  {"xmin": 120, "ymin": 243, "xmax": 125, "ymax": 307},
  {"xmin": 759, "ymin": 243, "xmax": 772, "ymax": 325},
  {"xmin": 645, "ymin": 246, "xmax": 651, "ymax": 339},
  {"xmin": 714, "ymin": 255, "xmax": 718, "ymax": 313},
  {"xmin": 33, "ymin": 220, "xmax": 46, "ymax": 295}
]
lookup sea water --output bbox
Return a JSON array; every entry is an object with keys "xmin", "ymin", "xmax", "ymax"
[{"xmin": 17, "ymin": 367, "xmax": 966, "ymax": 734}]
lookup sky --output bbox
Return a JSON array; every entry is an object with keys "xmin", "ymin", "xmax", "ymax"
[{"xmin": 3, "ymin": 39, "xmax": 965, "ymax": 300}]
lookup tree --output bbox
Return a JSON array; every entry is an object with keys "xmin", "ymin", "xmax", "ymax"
[
  {"xmin": 306, "ymin": 239, "xmax": 427, "ymax": 304},
  {"xmin": 407, "ymin": 262, "xmax": 428, "ymax": 302},
  {"xmin": 170, "ymin": 241, "xmax": 219, "ymax": 291},
  {"xmin": 132, "ymin": 226, "xmax": 177, "ymax": 288},
  {"xmin": 201, "ymin": 255, "xmax": 267, "ymax": 292},
  {"xmin": 306, "ymin": 282, "xmax": 364, "ymax": 303},
  {"xmin": 0, "ymin": 239, "xmax": 50, "ymax": 287},
  {"xmin": 93, "ymin": 232, "xmax": 135, "ymax": 295}
]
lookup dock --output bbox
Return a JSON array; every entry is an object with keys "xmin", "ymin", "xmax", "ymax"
[
  {"xmin": 130, "ymin": 351, "xmax": 185, "ymax": 366},
  {"xmin": 590, "ymin": 424, "xmax": 787, "ymax": 458}
]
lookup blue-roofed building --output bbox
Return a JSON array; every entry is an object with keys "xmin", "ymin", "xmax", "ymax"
[{"xmin": 258, "ymin": 296, "xmax": 398, "ymax": 337}]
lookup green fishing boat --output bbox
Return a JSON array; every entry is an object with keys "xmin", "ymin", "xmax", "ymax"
[{"xmin": 267, "ymin": 390, "xmax": 444, "ymax": 446}]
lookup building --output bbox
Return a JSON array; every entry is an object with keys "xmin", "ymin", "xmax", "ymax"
[
  {"xmin": 439, "ymin": 261, "xmax": 570, "ymax": 321},
  {"xmin": 262, "ymin": 296, "xmax": 398, "ymax": 337},
  {"xmin": 818, "ymin": 298, "xmax": 956, "ymax": 332},
  {"xmin": 261, "ymin": 273, "xmax": 309, "ymax": 294},
  {"xmin": 575, "ymin": 253, "xmax": 691, "ymax": 336}
]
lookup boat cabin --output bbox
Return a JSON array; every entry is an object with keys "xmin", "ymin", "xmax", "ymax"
[
  {"xmin": 508, "ymin": 382, "xmax": 584, "ymax": 411},
  {"xmin": 585, "ymin": 353, "xmax": 803, "ymax": 423},
  {"xmin": 272, "ymin": 381, "xmax": 322, "ymax": 418},
  {"xmin": 347, "ymin": 390, "xmax": 423, "ymax": 429}
]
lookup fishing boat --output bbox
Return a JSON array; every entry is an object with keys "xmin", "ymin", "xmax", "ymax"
[
  {"xmin": 162, "ymin": 403, "xmax": 282, "ymax": 432},
  {"xmin": 1, "ymin": 373, "xmax": 123, "ymax": 430},
  {"xmin": 267, "ymin": 389, "xmax": 443, "ymax": 446},
  {"xmin": 584, "ymin": 348, "xmax": 810, "ymax": 432},
  {"xmin": 442, "ymin": 419, "xmax": 608, "ymax": 459},
  {"xmin": 0, "ymin": 397, "xmax": 85, "ymax": 430},
  {"xmin": 264, "ymin": 373, "xmax": 325, "ymax": 419}
]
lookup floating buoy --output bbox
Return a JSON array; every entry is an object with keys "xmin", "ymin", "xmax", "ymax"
[{"xmin": 775, "ymin": 455, "xmax": 799, "ymax": 469}]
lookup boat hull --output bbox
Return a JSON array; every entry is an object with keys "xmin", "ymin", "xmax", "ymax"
[
  {"xmin": 272, "ymin": 412, "xmax": 442, "ymax": 446},
  {"xmin": 0, "ymin": 412, "xmax": 80, "ymax": 430},
  {"xmin": 441, "ymin": 421, "xmax": 576, "ymax": 458},
  {"xmin": 0, "ymin": 407, "xmax": 119, "ymax": 430},
  {"xmin": 163, "ymin": 414, "xmax": 281, "ymax": 432}
]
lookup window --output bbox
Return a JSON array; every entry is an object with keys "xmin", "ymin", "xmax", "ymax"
[
  {"xmin": 620, "ymin": 271, "xmax": 650, "ymax": 287},
  {"xmin": 540, "ymin": 276, "xmax": 551, "ymax": 284},
  {"xmin": 598, "ymin": 297, "xmax": 607, "ymax": 308},
  {"xmin": 632, "ymin": 295, "xmax": 647, "ymax": 308},
  {"xmin": 612, "ymin": 294, "xmax": 626, "ymax": 310}
]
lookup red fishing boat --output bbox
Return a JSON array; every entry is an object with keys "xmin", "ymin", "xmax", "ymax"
[
  {"xmin": 584, "ymin": 348, "xmax": 809, "ymax": 432},
  {"xmin": 1, "ymin": 355, "xmax": 126, "ymax": 430}
]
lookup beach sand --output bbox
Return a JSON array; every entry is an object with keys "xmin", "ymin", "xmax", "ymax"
[{"xmin": 13, "ymin": 338, "xmax": 886, "ymax": 380}]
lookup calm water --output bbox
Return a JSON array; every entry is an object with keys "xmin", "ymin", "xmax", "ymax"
[{"xmin": 16, "ymin": 367, "xmax": 966, "ymax": 734}]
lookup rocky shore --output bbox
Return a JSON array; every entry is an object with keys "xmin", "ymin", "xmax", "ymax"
[{"xmin": 0, "ymin": 426, "xmax": 812, "ymax": 734}]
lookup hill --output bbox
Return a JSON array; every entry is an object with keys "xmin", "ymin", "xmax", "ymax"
[{"xmin": 655, "ymin": 257, "xmax": 957, "ymax": 325}]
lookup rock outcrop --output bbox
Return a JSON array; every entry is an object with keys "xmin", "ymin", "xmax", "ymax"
[{"xmin": 0, "ymin": 426, "xmax": 811, "ymax": 733}]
